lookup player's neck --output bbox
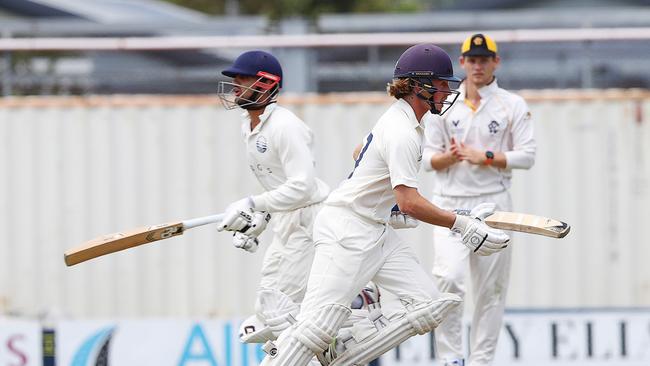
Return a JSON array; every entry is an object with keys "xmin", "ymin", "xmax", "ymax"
[
  {"xmin": 464, "ymin": 76, "xmax": 494, "ymax": 104},
  {"xmin": 248, "ymin": 107, "xmax": 265, "ymax": 131},
  {"xmin": 464, "ymin": 81, "xmax": 484, "ymax": 106},
  {"xmin": 465, "ymin": 81, "xmax": 485, "ymax": 100},
  {"xmin": 404, "ymin": 95, "xmax": 429, "ymax": 122}
]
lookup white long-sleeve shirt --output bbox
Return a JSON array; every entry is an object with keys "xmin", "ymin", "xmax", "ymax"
[
  {"xmin": 243, "ymin": 103, "xmax": 329, "ymax": 212},
  {"xmin": 423, "ymin": 79, "xmax": 536, "ymax": 197},
  {"xmin": 326, "ymin": 99, "xmax": 423, "ymax": 223}
]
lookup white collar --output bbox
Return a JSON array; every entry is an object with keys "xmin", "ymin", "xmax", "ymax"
[
  {"xmin": 459, "ymin": 78, "xmax": 499, "ymax": 100},
  {"xmin": 395, "ymin": 98, "xmax": 422, "ymax": 129},
  {"xmin": 242, "ymin": 103, "xmax": 278, "ymax": 135}
]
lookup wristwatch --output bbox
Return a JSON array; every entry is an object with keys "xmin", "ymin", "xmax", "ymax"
[{"xmin": 484, "ymin": 150, "xmax": 495, "ymax": 166}]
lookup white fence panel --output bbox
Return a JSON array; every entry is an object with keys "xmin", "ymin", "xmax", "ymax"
[{"xmin": 0, "ymin": 91, "xmax": 648, "ymax": 318}]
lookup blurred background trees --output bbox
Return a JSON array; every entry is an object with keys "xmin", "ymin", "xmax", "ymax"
[{"xmin": 162, "ymin": 0, "xmax": 434, "ymax": 18}]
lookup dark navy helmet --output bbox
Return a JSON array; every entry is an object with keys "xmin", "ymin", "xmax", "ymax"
[
  {"xmin": 393, "ymin": 43, "xmax": 461, "ymax": 115},
  {"xmin": 222, "ymin": 50, "xmax": 283, "ymax": 88},
  {"xmin": 219, "ymin": 50, "xmax": 283, "ymax": 110},
  {"xmin": 394, "ymin": 43, "xmax": 461, "ymax": 83}
]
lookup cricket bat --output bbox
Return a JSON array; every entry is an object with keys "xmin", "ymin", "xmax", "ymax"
[
  {"xmin": 484, "ymin": 211, "xmax": 570, "ymax": 238},
  {"xmin": 64, "ymin": 213, "xmax": 224, "ymax": 267},
  {"xmin": 454, "ymin": 209, "xmax": 570, "ymax": 238}
]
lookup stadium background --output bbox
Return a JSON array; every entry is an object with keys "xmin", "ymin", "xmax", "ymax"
[{"xmin": 0, "ymin": 0, "xmax": 649, "ymax": 365}]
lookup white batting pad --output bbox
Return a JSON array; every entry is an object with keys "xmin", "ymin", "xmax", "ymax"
[
  {"xmin": 261, "ymin": 303, "xmax": 351, "ymax": 366},
  {"xmin": 256, "ymin": 288, "xmax": 300, "ymax": 338},
  {"xmin": 239, "ymin": 315, "xmax": 274, "ymax": 343},
  {"xmin": 328, "ymin": 294, "xmax": 461, "ymax": 365}
]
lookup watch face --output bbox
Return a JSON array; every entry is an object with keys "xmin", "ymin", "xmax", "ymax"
[{"xmin": 486, "ymin": 151, "xmax": 495, "ymax": 159}]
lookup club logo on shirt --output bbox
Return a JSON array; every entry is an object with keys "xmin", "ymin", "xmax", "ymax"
[
  {"xmin": 450, "ymin": 119, "xmax": 464, "ymax": 139},
  {"xmin": 256, "ymin": 135, "xmax": 268, "ymax": 153},
  {"xmin": 488, "ymin": 120, "xmax": 500, "ymax": 135}
]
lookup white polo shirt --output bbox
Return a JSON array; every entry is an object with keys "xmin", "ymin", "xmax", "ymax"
[
  {"xmin": 326, "ymin": 98, "xmax": 423, "ymax": 223},
  {"xmin": 243, "ymin": 103, "xmax": 329, "ymax": 212},
  {"xmin": 423, "ymin": 79, "xmax": 536, "ymax": 197}
]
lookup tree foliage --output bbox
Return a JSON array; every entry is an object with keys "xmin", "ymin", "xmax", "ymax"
[{"xmin": 162, "ymin": 0, "xmax": 424, "ymax": 18}]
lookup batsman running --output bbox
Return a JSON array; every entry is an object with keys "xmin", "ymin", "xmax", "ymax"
[
  {"xmin": 216, "ymin": 50, "xmax": 331, "ymax": 346},
  {"xmin": 216, "ymin": 52, "xmax": 382, "ymax": 362},
  {"xmin": 259, "ymin": 44, "xmax": 510, "ymax": 366}
]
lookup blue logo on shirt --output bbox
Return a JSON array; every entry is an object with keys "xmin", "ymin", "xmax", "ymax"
[{"xmin": 256, "ymin": 135, "xmax": 268, "ymax": 153}]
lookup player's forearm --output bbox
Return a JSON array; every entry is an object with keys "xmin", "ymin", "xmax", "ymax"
[
  {"xmin": 429, "ymin": 151, "xmax": 457, "ymax": 170},
  {"xmin": 491, "ymin": 151, "xmax": 508, "ymax": 169},
  {"xmin": 352, "ymin": 143, "xmax": 362, "ymax": 161},
  {"xmin": 252, "ymin": 177, "xmax": 313, "ymax": 212},
  {"xmin": 394, "ymin": 186, "xmax": 455, "ymax": 228},
  {"xmin": 406, "ymin": 198, "xmax": 456, "ymax": 228}
]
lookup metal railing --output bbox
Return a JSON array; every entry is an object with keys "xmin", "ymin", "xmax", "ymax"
[{"xmin": 0, "ymin": 27, "xmax": 649, "ymax": 50}]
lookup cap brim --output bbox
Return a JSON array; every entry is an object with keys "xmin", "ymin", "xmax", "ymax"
[
  {"xmin": 221, "ymin": 67, "xmax": 254, "ymax": 78},
  {"xmin": 462, "ymin": 49, "xmax": 496, "ymax": 57},
  {"xmin": 395, "ymin": 71, "xmax": 462, "ymax": 83},
  {"xmin": 439, "ymin": 75, "xmax": 463, "ymax": 83}
]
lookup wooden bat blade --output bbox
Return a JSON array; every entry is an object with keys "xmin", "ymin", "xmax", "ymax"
[
  {"xmin": 64, "ymin": 222, "xmax": 184, "ymax": 266},
  {"xmin": 485, "ymin": 211, "xmax": 570, "ymax": 238}
]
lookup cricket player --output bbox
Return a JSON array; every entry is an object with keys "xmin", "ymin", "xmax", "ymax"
[
  {"xmin": 423, "ymin": 34, "xmax": 536, "ymax": 366},
  {"xmin": 216, "ymin": 50, "xmax": 330, "ymax": 345},
  {"xmin": 259, "ymin": 43, "xmax": 511, "ymax": 366}
]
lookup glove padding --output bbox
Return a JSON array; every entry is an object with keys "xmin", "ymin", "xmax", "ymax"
[
  {"xmin": 232, "ymin": 232, "xmax": 260, "ymax": 253},
  {"xmin": 218, "ymin": 197, "xmax": 271, "ymax": 237},
  {"xmin": 452, "ymin": 203, "xmax": 509, "ymax": 256},
  {"xmin": 388, "ymin": 205, "xmax": 419, "ymax": 229},
  {"xmin": 470, "ymin": 202, "xmax": 497, "ymax": 220}
]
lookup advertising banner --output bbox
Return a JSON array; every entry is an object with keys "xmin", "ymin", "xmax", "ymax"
[
  {"xmin": 381, "ymin": 309, "xmax": 650, "ymax": 366},
  {"xmin": 0, "ymin": 317, "xmax": 41, "ymax": 366},
  {"xmin": 57, "ymin": 319, "xmax": 264, "ymax": 366},
  {"xmin": 53, "ymin": 309, "xmax": 650, "ymax": 366}
]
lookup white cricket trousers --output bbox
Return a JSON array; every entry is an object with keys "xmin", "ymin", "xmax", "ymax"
[
  {"xmin": 432, "ymin": 190, "xmax": 513, "ymax": 366},
  {"xmin": 259, "ymin": 203, "xmax": 321, "ymax": 303},
  {"xmin": 299, "ymin": 205, "xmax": 444, "ymax": 322}
]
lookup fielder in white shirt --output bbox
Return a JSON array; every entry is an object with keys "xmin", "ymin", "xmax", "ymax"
[
  {"xmin": 260, "ymin": 44, "xmax": 510, "ymax": 366},
  {"xmin": 423, "ymin": 34, "xmax": 536, "ymax": 366},
  {"xmin": 216, "ymin": 50, "xmax": 330, "ymax": 345}
]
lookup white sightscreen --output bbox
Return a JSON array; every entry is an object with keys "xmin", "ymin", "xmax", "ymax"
[{"xmin": 0, "ymin": 91, "xmax": 648, "ymax": 318}]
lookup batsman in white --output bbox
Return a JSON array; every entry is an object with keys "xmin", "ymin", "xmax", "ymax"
[
  {"xmin": 260, "ymin": 43, "xmax": 510, "ymax": 366},
  {"xmin": 423, "ymin": 34, "xmax": 536, "ymax": 366},
  {"xmin": 216, "ymin": 50, "xmax": 330, "ymax": 345}
]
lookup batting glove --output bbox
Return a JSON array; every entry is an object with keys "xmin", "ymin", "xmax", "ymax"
[
  {"xmin": 470, "ymin": 202, "xmax": 497, "ymax": 220},
  {"xmin": 246, "ymin": 210, "xmax": 272, "ymax": 237},
  {"xmin": 218, "ymin": 197, "xmax": 271, "ymax": 236},
  {"xmin": 452, "ymin": 203, "xmax": 509, "ymax": 256},
  {"xmin": 232, "ymin": 232, "xmax": 260, "ymax": 253},
  {"xmin": 388, "ymin": 205, "xmax": 419, "ymax": 229}
]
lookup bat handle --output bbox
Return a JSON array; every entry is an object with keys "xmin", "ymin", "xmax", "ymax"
[{"xmin": 182, "ymin": 213, "xmax": 225, "ymax": 230}]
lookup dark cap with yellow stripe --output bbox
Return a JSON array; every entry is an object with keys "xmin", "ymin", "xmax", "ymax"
[{"xmin": 461, "ymin": 33, "xmax": 498, "ymax": 57}]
